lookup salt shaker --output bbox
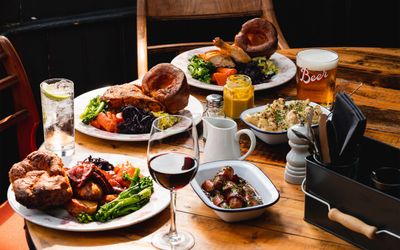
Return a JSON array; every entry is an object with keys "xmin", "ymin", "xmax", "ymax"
[
  {"xmin": 285, "ymin": 123, "xmax": 310, "ymax": 184},
  {"xmin": 203, "ymin": 94, "xmax": 225, "ymax": 139}
]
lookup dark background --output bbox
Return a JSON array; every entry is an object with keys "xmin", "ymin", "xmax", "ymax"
[{"xmin": 0, "ymin": 0, "xmax": 399, "ymax": 202}]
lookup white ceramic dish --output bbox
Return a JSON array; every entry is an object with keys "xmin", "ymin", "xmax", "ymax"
[
  {"xmin": 7, "ymin": 153, "xmax": 170, "ymax": 232},
  {"xmin": 240, "ymin": 102, "xmax": 330, "ymax": 145},
  {"xmin": 190, "ymin": 160, "xmax": 279, "ymax": 222},
  {"xmin": 171, "ymin": 46, "xmax": 296, "ymax": 92},
  {"xmin": 74, "ymin": 86, "xmax": 203, "ymax": 141}
]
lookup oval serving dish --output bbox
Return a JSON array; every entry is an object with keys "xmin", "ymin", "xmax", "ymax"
[
  {"xmin": 190, "ymin": 160, "xmax": 280, "ymax": 222},
  {"xmin": 240, "ymin": 101, "xmax": 330, "ymax": 145}
]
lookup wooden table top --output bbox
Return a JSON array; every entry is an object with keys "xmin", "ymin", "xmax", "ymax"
[{"xmin": 26, "ymin": 47, "xmax": 400, "ymax": 249}]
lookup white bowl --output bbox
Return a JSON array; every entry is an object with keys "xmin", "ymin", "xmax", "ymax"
[
  {"xmin": 240, "ymin": 102, "xmax": 330, "ymax": 145},
  {"xmin": 190, "ymin": 160, "xmax": 280, "ymax": 222}
]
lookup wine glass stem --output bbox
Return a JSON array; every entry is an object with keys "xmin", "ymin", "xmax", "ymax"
[{"xmin": 169, "ymin": 190, "xmax": 178, "ymax": 238}]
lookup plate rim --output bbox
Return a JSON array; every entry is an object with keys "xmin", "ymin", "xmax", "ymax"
[
  {"xmin": 170, "ymin": 46, "xmax": 296, "ymax": 92},
  {"xmin": 74, "ymin": 86, "xmax": 203, "ymax": 142},
  {"xmin": 7, "ymin": 153, "xmax": 170, "ymax": 232}
]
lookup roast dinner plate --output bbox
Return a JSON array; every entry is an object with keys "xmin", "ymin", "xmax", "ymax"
[
  {"xmin": 171, "ymin": 46, "xmax": 296, "ymax": 92},
  {"xmin": 7, "ymin": 152, "xmax": 170, "ymax": 232},
  {"xmin": 74, "ymin": 86, "xmax": 203, "ymax": 141}
]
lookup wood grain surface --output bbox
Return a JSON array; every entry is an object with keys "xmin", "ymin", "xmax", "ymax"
[{"xmin": 26, "ymin": 47, "xmax": 400, "ymax": 249}]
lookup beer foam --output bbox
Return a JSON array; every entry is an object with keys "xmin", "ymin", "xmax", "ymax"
[{"xmin": 296, "ymin": 49, "xmax": 338, "ymax": 71}]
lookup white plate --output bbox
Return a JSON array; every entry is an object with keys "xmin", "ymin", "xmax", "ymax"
[
  {"xmin": 171, "ymin": 46, "xmax": 296, "ymax": 92},
  {"xmin": 74, "ymin": 86, "xmax": 204, "ymax": 141},
  {"xmin": 7, "ymin": 153, "xmax": 170, "ymax": 232}
]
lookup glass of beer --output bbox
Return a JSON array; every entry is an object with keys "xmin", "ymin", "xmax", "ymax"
[{"xmin": 296, "ymin": 49, "xmax": 339, "ymax": 108}]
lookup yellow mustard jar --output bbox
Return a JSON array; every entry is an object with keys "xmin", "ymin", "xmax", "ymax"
[{"xmin": 223, "ymin": 74, "xmax": 254, "ymax": 119}]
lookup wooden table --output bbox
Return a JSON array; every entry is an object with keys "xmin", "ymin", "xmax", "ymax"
[{"xmin": 26, "ymin": 47, "xmax": 400, "ymax": 249}]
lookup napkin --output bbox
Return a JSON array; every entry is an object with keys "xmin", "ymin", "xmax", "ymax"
[{"xmin": 331, "ymin": 92, "xmax": 366, "ymax": 164}]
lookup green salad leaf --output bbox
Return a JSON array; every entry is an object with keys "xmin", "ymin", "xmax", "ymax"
[
  {"xmin": 152, "ymin": 111, "xmax": 181, "ymax": 130},
  {"xmin": 252, "ymin": 57, "xmax": 279, "ymax": 77},
  {"xmin": 188, "ymin": 55, "xmax": 216, "ymax": 84},
  {"xmin": 80, "ymin": 96, "xmax": 107, "ymax": 124}
]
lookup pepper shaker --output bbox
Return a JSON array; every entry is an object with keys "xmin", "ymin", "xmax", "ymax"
[{"xmin": 285, "ymin": 123, "xmax": 310, "ymax": 184}]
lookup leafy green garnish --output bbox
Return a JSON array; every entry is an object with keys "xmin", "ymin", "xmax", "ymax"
[
  {"xmin": 76, "ymin": 212, "xmax": 94, "ymax": 223},
  {"xmin": 188, "ymin": 55, "xmax": 216, "ymax": 84},
  {"xmin": 80, "ymin": 96, "xmax": 107, "ymax": 124},
  {"xmin": 274, "ymin": 111, "xmax": 284, "ymax": 123},
  {"xmin": 152, "ymin": 111, "xmax": 181, "ymax": 130},
  {"xmin": 122, "ymin": 168, "xmax": 140, "ymax": 187},
  {"xmin": 252, "ymin": 57, "xmax": 279, "ymax": 77}
]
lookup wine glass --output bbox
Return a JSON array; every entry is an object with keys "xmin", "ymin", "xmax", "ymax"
[{"xmin": 147, "ymin": 115, "xmax": 199, "ymax": 250}]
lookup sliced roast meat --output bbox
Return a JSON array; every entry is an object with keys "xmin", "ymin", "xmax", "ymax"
[{"xmin": 67, "ymin": 162, "xmax": 95, "ymax": 188}]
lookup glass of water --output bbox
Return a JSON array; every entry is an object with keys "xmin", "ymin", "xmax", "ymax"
[{"xmin": 40, "ymin": 78, "xmax": 75, "ymax": 157}]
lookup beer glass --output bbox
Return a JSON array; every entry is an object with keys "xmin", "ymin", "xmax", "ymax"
[
  {"xmin": 40, "ymin": 78, "xmax": 75, "ymax": 157},
  {"xmin": 296, "ymin": 49, "xmax": 339, "ymax": 108}
]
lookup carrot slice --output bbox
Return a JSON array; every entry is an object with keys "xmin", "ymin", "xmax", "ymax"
[
  {"xmin": 97, "ymin": 112, "xmax": 118, "ymax": 132},
  {"xmin": 90, "ymin": 119, "xmax": 101, "ymax": 129},
  {"xmin": 212, "ymin": 72, "xmax": 229, "ymax": 86},
  {"xmin": 212, "ymin": 68, "xmax": 238, "ymax": 86},
  {"xmin": 216, "ymin": 68, "xmax": 237, "ymax": 75},
  {"xmin": 114, "ymin": 162, "xmax": 138, "ymax": 188}
]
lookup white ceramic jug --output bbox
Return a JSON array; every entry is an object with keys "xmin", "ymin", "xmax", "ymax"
[{"xmin": 202, "ymin": 117, "xmax": 256, "ymax": 163}]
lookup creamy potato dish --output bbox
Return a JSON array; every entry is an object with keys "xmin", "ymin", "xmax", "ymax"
[{"xmin": 244, "ymin": 98, "xmax": 322, "ymax": 132}]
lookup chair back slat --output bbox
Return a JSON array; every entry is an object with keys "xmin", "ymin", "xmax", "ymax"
[
  {"xmin": 147, "ymin": 0, "xmax": 263, "ymax": 20},
  {"xmin": 0, "ymin": 75, "xmax": 18, "ymax": 91},
  {"xmin": 0, "ymin": 110, "xmax": 29, "ymax": 133},
  {"xmin": 147, "ymin": 42, "xmax": 214, "ymax": 54},
  {"xmin": 0, "ymin": 36, "xmax": 39, "ymax": 158}
]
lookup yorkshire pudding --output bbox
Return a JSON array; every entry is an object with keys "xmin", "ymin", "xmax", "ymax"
[
  {"xmin": 234, "ymin": 18, "xmax": 278, "ymax": 58},
  {"xmin": 9, "ymin": 150, "xmax": 73, "ymax": 209},
  {"xmin": 142, "ymin": 63, "xmax": 189, "ymax": 113}
]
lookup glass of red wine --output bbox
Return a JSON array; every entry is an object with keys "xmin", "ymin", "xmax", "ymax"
[{"xmin": 147, "ymin": 115, "xmax": 199, "ymax": 250}]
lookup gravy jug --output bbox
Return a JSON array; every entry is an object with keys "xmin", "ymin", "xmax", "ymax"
[{"xmin": 203, "ymin": 117, "xmax": 256, "ymax": 163}]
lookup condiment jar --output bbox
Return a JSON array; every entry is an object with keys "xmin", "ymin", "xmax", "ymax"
[
  {"xmin": 223, "ymin": 74, "xmax": 254, "ymax": 119},
  {"xmin": 203, "ymin": 94, "xmax": 225, "ymax": 139}
]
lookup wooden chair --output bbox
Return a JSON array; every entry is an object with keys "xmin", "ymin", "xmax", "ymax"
[
  {"xmin": 137, "ymin": 0, "xmax": 290, "ymax": 78},
  {"xmin": 0, "ymin": 36, "xmax": 40, "ymax": 158},
  {"xmin": 0, "ymin": 35, "xmax": 40, "ymax": 250}
]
